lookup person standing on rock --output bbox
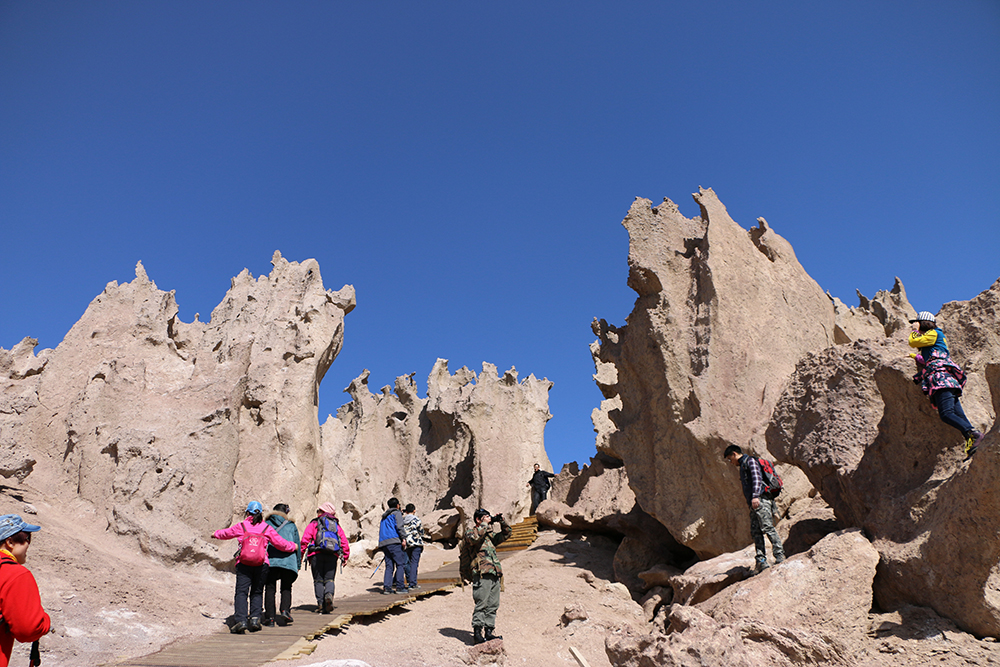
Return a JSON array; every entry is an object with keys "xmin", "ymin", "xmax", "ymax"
[
  {"xmin": 0, "ymin": 515, "xmax": 50, "ymax": 667},
  {"xmin": 262, "ymin": 503, "xmax": 301, "ymax": 626},
  {"xmin": 908, "ymin": 310, "xmax": 985, "ymax": 459},
  {"xmin": 212, "ymin": 501, "xmax": 298, "ymax": 634},
  {"xmin": 723, "ymin": 446, "xmax": 785, "ymax": 574},
  {"xmin": 526, "ymin": 463, "xmax": 557, "ymax": 514},
  {"xmin": 378, "ymin": 498, "xmax": 407, "ymax": 595},
  {"xmin": 464, "ymin": 508, "xmax": 512, "ymax": 645},
  {"xmin": 300, "ymin": 502, "xmax": 349, "ymax": 614},
  {"xmin": 401, "ymin": 503, "xmax": 425, "ymax": 590}
]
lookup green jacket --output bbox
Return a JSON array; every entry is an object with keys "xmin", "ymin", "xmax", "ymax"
[{"xmin": 464, "ymin": 517, "xmax": 512, "ymax": 578}]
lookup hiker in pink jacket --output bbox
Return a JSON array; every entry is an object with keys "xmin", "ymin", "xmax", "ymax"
[
  {"xmin": 300, "ymin": 502, "xmax": 350, "ymax": 613},
  {"xmin": 212, "ymin": 501, "xmax": 296, "ymax": 634}
]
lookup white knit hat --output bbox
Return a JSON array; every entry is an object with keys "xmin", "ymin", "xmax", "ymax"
[{"xmin": 908, "ymin": 311, "xmax": 936, "ymax": 324}]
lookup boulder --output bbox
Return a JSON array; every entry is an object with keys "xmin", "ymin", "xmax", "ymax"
[
  {"xmin": 0, "ymin": 253, "xmax": 355, "ymax": 565},
  {"xmin": 591, "ymin": 189, "xmax": 834, "ymax": 557},
  {"xmin": 767, "ymin": 321, "xmax": 1000, "ymax": 636},
  {"xmin": 606, "ymin": 530, "xmax": 879, "ymax": 667}
]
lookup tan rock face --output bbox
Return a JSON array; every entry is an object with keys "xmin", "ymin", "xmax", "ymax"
[
  {"xmin": 318, "ymin": 359, "xmax": 553, "ymax": 543},
  {"xmin": 592, "ymin": 189, "xmax": 836, "ymax": 557},
  {"xmin": 767, "ymin": 314, "xmax": 1000, "ymax": 635},
  {"xmin": 0, "ymin": 253, "xmax": 355, "ymax": 564}
]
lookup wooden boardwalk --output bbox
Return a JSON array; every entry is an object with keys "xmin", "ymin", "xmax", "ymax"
[{"xmin": 110, "ymin": 516, "xmax": 539, "ymax": 667}]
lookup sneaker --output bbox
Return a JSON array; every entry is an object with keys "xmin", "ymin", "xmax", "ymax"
[
  {"xmin": 276, "ymin": 611, "xmax": 293, "ymax": 626},
  {"xmin": 409, "ymin": 584, "xmax": 421, "ymax": 590},
  {"xmin": 774, "ymin": 554, "xmax": 786, "ymax": 564},
  {"xmin": 261, "ymin": 617, "xmax": 274, "ymax": 627},
  {"xmin": 752, "ymin": 560, "xmax": 769, "ymax": 575},
  {"xmin": 247, "ymin": 617, "xmax": 262, "ymax": 633},
  {"xmin": 323, "ymin": 593, "xmax": 335, "ymax": 613},
  {"xmin": 230, "ymin": 621, "xmax": 247, "ymax": 635},
  {"xmin": 965, "ymin": 431, "xmax": 984, "ymax": 459},
  {"xmin": 382, "ymin": 588, "xmax": 393, "ymax": 595}
]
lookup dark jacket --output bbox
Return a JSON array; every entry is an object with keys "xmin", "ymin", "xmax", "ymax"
[
  {"xmin": 378, "ymin": 508, "xmax": 405, "ymax": 547},
  {"xmin": 738, "ymin": 455, "xmax": 765, "ymax": 507},
  {"xmin": 528, "ymin": 469, "xmax": 556, "ymax": 492}
]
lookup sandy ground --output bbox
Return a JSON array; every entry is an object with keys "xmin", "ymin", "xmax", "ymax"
[
  {"xmin": 2, "ymin": 483, "xmax": 640, "ymax": 667},
  {"xmin": 261, "ymin": 530, "xmax": 640, "ymax": 667}
]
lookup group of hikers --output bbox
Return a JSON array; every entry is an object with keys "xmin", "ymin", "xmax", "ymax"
[
  {"xmin": 211, "ymin": 498, "xmax": 429, "ymax": 635},
  {"xmin": 209, "ymin": 493, "xmax": 516, "ymax": 646}
]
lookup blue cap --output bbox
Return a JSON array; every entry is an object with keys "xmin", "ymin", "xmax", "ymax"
[
  {"xmin": 0, "ymin": 514, "xmax": 41, "ymax": 542},
  {"xmin": 246, "ymin": 501, "xmax": 263, "ymax": 514}
]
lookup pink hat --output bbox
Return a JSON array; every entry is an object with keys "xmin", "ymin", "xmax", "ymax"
[{"xmin": 318, "ymin": 502, "xmax": 338, "ymax": 517}]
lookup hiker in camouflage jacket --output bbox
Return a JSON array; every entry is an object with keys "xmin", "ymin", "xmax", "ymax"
[{"xmin": 465, "ymin": 508, "xmax": 512, "ymax": 644}]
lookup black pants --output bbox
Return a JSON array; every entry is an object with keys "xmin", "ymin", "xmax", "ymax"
[
  {"xmin": 530, "ymin": 487, "xmax": 548, "ymax": 514},
  {"xmin": 264, "ymin": 566, "xmax": 298, "ymax": 619},
  {"xmin": 309, "ymin": 552, "xmax": 339, "ymax": 606},
  {"xmin": 234, "ymin": 562, "xmax": 268, "ymax": 623}
]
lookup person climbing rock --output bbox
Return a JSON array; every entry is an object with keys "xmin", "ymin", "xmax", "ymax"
[
  {"xmin": 908, "ymin": 310, "xmax": 984, "ymax": 459},
  {"xmin": 724, "ymin": 445, "xmax": 785, "ymax": 574}
]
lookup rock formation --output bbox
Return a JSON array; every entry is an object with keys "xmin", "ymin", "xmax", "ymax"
[
  {"xmin": 319, "ymin": 359, "xmax": 553, "ymax": 548},
  {"xmin": 767, "ymin": 332, "xmax": 1000, "ymax": 636},
  {"xmin": 0, "ymin": 252, "xmax": 355, "ymax": 564},
  {"xmin": 591, "ymin": 188, "xmax": 838, "ymax": 557}
]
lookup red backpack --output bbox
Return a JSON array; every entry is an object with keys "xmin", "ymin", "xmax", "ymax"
[
  {"xmin": 239, "ymin": 522, "xmax": 268, "ymax": 566},
  {"xmin": 758, "ymin": 457, "xmax": 783, "ymax": 498}
]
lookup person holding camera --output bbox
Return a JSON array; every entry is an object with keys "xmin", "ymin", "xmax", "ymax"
[{"xmin": 464, "ymin": 508, "xmax": 512, "ymax": 645}]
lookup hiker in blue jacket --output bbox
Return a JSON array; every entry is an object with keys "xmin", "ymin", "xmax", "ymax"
[
  {"xmin": 262, "ymin": 503, "xmax": 301, "ymax": 627},
  {"xmin": 724, "ymin": 445, "xmax": 785, "ymax": 574},
  {"xmin": 377, "ymin": 497, "xmax": 407, "ymax": 594}
]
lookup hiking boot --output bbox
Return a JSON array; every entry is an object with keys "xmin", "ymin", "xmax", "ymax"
[
  {"xmin": 323, "ymin": 593, "xmax": 335, "ymax": 613},
  {"xmin": 473, "ymin": 626, "xmax": 485, "ymax": 645},
  {"xmin": 774, "ymin": 554, "xmax": 786, "ymax": 564},
  {"xmin": 965, "ymin": 430, "xmax": 984, "ymax": 459},
  {"xmin": 247, "ymin": 617, "xmax": 262, "ymax": 632},
  {"xmin": 752, "ymin": 560, "xmax": 769, "ymax": 575},
  {"xmin": 484, "ymin": 627, "xmax": 503, "ymax": 641},
  {"xmin": 230, "ymin": 621, "xmax": 247, "ymax": 635}
]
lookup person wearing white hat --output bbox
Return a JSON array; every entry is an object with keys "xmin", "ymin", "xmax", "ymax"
[
  {"xmin": 0, "ymin": 514, "xmax": 50, "ymax": 667},
  {"xmin": 908, "ymin": 311, "xmax": 985, "ymax": 458}
]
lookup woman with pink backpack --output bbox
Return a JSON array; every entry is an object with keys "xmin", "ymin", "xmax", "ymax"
[{"xmin": 212, "ymin": 501, "xmax": 297, "ymax": 634}]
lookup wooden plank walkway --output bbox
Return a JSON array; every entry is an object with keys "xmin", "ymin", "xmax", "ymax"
[{"xmin": 110, "ymin": 516, "xmax": 539, "ymax": 667}]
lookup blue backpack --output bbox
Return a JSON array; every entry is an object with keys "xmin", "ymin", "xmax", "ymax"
[{"xmin": 314, "ymin": 517, "xmax": 341, "ymax": 554}]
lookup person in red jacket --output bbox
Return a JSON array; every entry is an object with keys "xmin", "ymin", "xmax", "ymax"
[
  {"xmin": 0, "ymin": 514, "xmax": 50, "ymax": 667},
  {"xmin": 212, "ymin": 501, "xmax": 297, "ymax": 634}
]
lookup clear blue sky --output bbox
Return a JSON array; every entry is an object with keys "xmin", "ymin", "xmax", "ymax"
[{"xmin": 2, "ymin": 2, "xmax": 998, "ymax": 469}]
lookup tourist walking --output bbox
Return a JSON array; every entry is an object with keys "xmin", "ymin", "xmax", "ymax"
[
  {"xmin": 263, "ymin": 503, "xmax": 301, "ymax": 626},
  {"xmin": 300, "ymin": 502, "xmax": 349, "ymax": 614},
  {"xmin": 212, "ymin": 501, "xmax": 297, "ymax": 634}
]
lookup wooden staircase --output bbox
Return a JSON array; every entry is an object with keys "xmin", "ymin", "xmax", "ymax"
[{"xmin": 495, "ymin": 514, "xmax": 539, "ymax": 553}]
